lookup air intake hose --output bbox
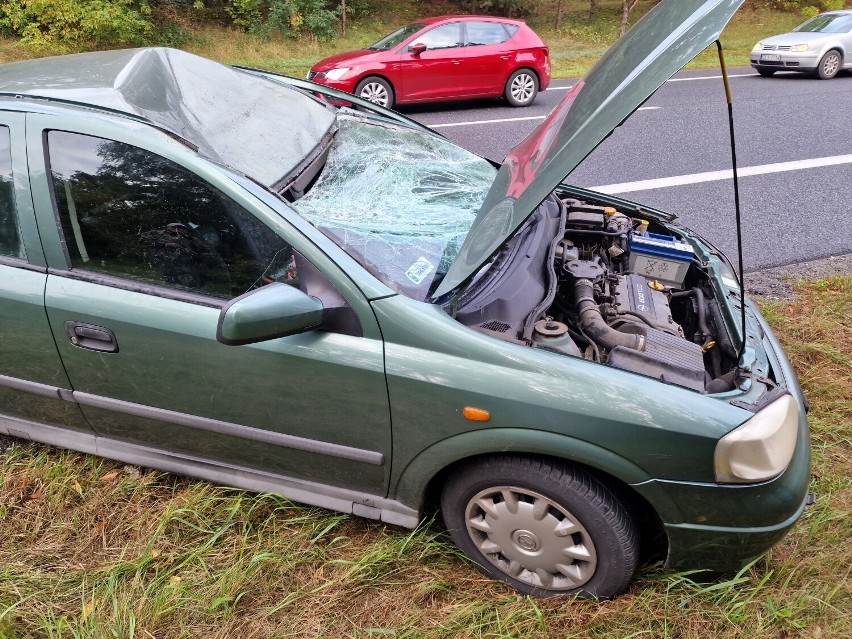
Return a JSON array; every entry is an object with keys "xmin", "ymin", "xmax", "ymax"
[{"xmin": 575, "ymin": 278, "xmax": 645, "ymax": 351}]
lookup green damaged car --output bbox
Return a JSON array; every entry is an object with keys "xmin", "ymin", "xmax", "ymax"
[{"xmin": 0, "ymin": 0, "xmax": 810, "ymax": 598}]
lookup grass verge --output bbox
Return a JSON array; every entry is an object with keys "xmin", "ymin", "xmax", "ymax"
[{"xmin": 1, "ymin": 277, "xmax": 849, "ymax": 638}]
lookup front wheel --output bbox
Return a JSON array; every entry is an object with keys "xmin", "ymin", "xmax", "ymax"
[
  {"xmin": 355, "ymin": 76, "xmax": 395, "ymax": 108},
  {"xmin": 816, "ymin": 50, "xmax": 842, "ymax": 80},
  {"xmin": 504, "ymin": 69, "xmax": 539, "ymax": 107},
  {"xmin": 441, "ymin": 456, "xmax": 639, "ymax": 598}
]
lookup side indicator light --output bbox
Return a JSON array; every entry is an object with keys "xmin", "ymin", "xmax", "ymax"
[{"xmin": 463, "ymin": 407, "xmax": 491, "ymax": 422}]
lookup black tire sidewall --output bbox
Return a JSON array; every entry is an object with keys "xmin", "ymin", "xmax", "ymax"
[{"xmin": 441, "ymin": 456, "xmax": 638, "ymax": 598}]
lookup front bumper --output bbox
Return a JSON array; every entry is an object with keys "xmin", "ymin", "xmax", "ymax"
[
  {"xmin": 750, "ymin": 51, "xmax": 821, "ymax": 72},
  {"xmin": 632, "ymin": 305, "xmax": 812, "ymax": 572}
]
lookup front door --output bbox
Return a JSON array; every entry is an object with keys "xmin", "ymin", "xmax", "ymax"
[
  {"xmin": 27, "ymin": 115, "xmax": 392, "ymax": 496},
  {"xmin": 398, "ymin": 22, "xmax": 465, "ymax": 101}
]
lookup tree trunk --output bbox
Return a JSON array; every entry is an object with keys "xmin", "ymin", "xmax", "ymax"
[
  {"xmin": 556, "ymin": 0, "xmax": 565, "ymax": 30},
  {"xmin": 340, "ymin": 0, "xmax": 347, "ymax": 36},
  {"xmin": 620, "ymin": 0, "xmax": 640, "ymax": 36},
  {"xmin": 589, "ymin": 0, "xmax": 599, "ymax": 20}
]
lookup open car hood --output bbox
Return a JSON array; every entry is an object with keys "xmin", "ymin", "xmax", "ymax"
[{"xmin": 434, "ymin": 0, "xmax": 744, "ymax": 299}]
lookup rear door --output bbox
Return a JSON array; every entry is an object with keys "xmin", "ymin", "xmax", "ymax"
[
  {"xmin": 26, "ymin": 112, "xmax": 393, "ymax": 497},
  {"xmin": 0, "ymin": 110, "xmax": 92, "ymax": 438},
  {"xmin": 461, "ymin": 21, "xmax": 517, "ymax": 94}
]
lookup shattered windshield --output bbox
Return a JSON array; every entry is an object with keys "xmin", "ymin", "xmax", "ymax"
[{"xmin": 291, "ymin": 113, "xmax": 497, "ymax": 300}]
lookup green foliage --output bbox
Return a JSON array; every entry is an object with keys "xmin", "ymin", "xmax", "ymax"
[
  {"xmin": 755, "ymin": 0, "xmax": 847, "ymax": 15},
  {"xmin": 446, "ymin": 0, "xmax": 535, "ymax": 17},
  {"xmin": 0, "ymin": 0, "xmax": 153, "ymax": 51},
  {"xmin": 227, "ymin": 0, "xmax": 339, "ymax": 41},
  {"xmin": 225, "ymin": 0, "xmax": 262, "ymax": 29}
]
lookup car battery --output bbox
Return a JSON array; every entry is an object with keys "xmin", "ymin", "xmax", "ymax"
[{"xmin": 627, "ymin": 232, "xmax": 694, "ymax": 288}]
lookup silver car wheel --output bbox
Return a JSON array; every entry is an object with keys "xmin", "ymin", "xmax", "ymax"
[
  {"xmin": 510, "ymin": 72, "xmax": 536, "ymax": 105},
  {"xmin": 358, "ymin": 81, "xmax": 390, "ymax": 106},
  {"xmin": 818, "ymin": 50, "xmax": 841, "ymax": 79},
  {"xmin": 464, "ymin": 485, "xmax": 598, "ymax": 591}
]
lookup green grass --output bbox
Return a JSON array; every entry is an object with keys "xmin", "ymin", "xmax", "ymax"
[{"xmin": 1, "ymin": 278, "xmax": 850, "ymax": 637}]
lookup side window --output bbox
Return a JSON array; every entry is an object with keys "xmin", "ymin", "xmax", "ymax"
[
  {"xmin": 47, "ymin": 131, "xmax": 294, "ymax": 300},
  {"xmin": 465, "ymin": 22, "xmax": 512, "ymax": 46},
  {"xmin": 0, "ymin": 125, "xmax": 24, "ymax": 259},
  {"xmin": 415, "ymin": 23, "xmax": 462, "ymax": 50}
]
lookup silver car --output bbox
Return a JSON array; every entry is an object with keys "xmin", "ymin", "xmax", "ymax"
[{"xmin": 751, "ymin": 10, "xmax": 852, "ymax": 79}]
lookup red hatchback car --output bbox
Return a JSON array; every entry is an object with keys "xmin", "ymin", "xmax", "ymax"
[{"xmin": 308, "ymin": 16, "xmax": 551, "ymax": 108}]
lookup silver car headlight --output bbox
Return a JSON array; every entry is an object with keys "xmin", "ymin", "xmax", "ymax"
[
  {"xmin": 714, "ymin": 394, "xmax": 800, "ymax": 483},
  {"xmin": 751, "ymin": 42, "xmax": 763, "ymax": 52},
  {"xmin": 790, "ymin": 44, "xmax": 810, "ymax": 52}
]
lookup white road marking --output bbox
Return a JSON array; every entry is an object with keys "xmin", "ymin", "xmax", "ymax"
[
  {"xmin": 429, "ymin": 106, "xmax": 660, "ymax": 129},
  {"xmin": 589, "ymin": 154, "xmax": 852, "ymax": 194},
  {"xmin": 668, "ymin": 73, "xmax": 752, "ymax": 82},
  {"xmin": 428, "ymin": 73, "xmax": 752, "ymax": 128}
]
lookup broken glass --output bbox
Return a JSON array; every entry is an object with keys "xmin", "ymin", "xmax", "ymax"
[{"xmin": 291, "ymin": 113, "xmax": 497, "ymax": 300}]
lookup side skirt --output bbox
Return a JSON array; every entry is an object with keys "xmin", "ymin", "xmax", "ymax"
[{"xmin": 0, "ymin": 413, "xmax": 420, "ymax": 528}]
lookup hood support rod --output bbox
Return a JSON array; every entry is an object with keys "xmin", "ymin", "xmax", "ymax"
[{"xmin": 716, "ymin": 40, "xmax": 747, "ymax": 362}]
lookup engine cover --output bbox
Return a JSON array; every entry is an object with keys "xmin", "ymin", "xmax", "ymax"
[{"xmin": 612, "ymin": 274, "xmax": 683, "ymax": 337}]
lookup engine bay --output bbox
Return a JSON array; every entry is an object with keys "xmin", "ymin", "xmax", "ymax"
[{"xmin": 458, "ymin": 194, "xmax": 740, "ymax": 393}]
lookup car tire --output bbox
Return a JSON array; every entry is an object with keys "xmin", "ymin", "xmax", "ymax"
[
  {"xmin": 441, "ymin": 455, "xmax": 639, "ymax": 598},
  {"xmin": 355, "ymin": 77, "xmax": 395, "ymax": 108},
  {"xmin": 816, "ymin": 50, "xmax": 842, "ymax": 80},
  {"xmin": 756, "ymin": 68, "xmax": 776, "ymax": 77},
  {"xmin": 504, "ymin": 69, "xmax": 539, "ymax": 107}
]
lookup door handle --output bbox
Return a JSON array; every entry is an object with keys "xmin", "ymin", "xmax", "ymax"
[
  {"xmin": 64, "ymin": 321, "xmax": 119, "ymax": 353},
  {"xmin": 452, "ymin": 60, "xmax": 462, "ymax": 65}
]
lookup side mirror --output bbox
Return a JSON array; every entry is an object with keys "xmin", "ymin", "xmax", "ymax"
[
  {"xmin": 410, "ymin": 42, "xmax": 427, "ymax": 56},
  {"xmin": 216, "ymin": 283, "xmax": 323, "ymax": 346}
]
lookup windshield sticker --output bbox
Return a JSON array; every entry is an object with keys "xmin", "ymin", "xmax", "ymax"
[{"xmin": 406, "ymin": 257, "xmax": 435, "ymax": 285}]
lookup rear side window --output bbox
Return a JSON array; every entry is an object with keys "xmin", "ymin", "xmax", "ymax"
[
  {"xmin": 466, "ymin": 22, "xmax": 512, "ymax": 46},
  {"xmin": 46, "ymin": 131, "xmax": 293, "ymax": 300},
  {"xmin": 0, "ymin": 126, "xmax": 23, "ymax": 259}
]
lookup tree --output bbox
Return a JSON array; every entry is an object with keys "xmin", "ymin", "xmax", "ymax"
[{"xmin": 620, "ymin": 0, "xmax": 641, "ymax": 36}]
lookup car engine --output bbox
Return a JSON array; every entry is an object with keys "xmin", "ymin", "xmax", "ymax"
[{"xmin": 460, "ymin": 196, "xmax": 739, "ymax": 393}]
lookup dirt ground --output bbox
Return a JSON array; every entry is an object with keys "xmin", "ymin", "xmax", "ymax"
[{"xmin": 745, "ymin": 253, "xmax": 852, "ymax": 300}]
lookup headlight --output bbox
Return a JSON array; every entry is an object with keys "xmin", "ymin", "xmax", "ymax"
[
  {"xmin": 714, "ymin": 394, "xmax": 800, "ymax": 483},
  {"xmin": 323, "ymin": 67, "xmax": 350, "ymax": 81},
  {"xmin": 790, "ymin": 44, "xmax": 810, "ymax": 52},
  {"xmin": 751, "ymin": 42, "xmax": 763, "ymax": 52}
]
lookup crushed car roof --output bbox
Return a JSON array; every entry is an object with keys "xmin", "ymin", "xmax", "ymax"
[{"xmin": 0, "ymin": 47, "xmax": 336, "ymax": 186}]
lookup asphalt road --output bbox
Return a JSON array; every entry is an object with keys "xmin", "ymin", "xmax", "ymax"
[{"xmin": 397, "ymin": 67, "xmax": 852, "ymax": 273}]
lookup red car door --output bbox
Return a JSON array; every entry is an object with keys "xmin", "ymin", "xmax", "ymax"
[
  {"xmin": 460, "ymin": 21, "xmax": 517, "ymax": 95},
  {"xmin": 397, "ymin": 22, "xmax": 464, "ymax": 102}
]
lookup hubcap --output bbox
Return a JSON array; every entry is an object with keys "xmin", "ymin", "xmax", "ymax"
[
  {"xmin": 360, "ymin": 83, "xmax": 389, "ymax": 106},
  {"xmin": 510, "ymin": 73, "xmax": 535, "ymax": 104},
  {"xmin": 824, "ymin": 54, "xmax": 840, "ymax": 76},
  {"xmin": 464, "ymin": 486, "xmax": 597, "ymax": 590}
]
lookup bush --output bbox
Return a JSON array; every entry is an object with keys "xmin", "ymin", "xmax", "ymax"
[
  {"xmin": 227, "ymin": 0, "xmax": 339, "ymax": 41},
  {"xmin": 0, "ymin": 0, "xmax": 153, "ymax": 51}
]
